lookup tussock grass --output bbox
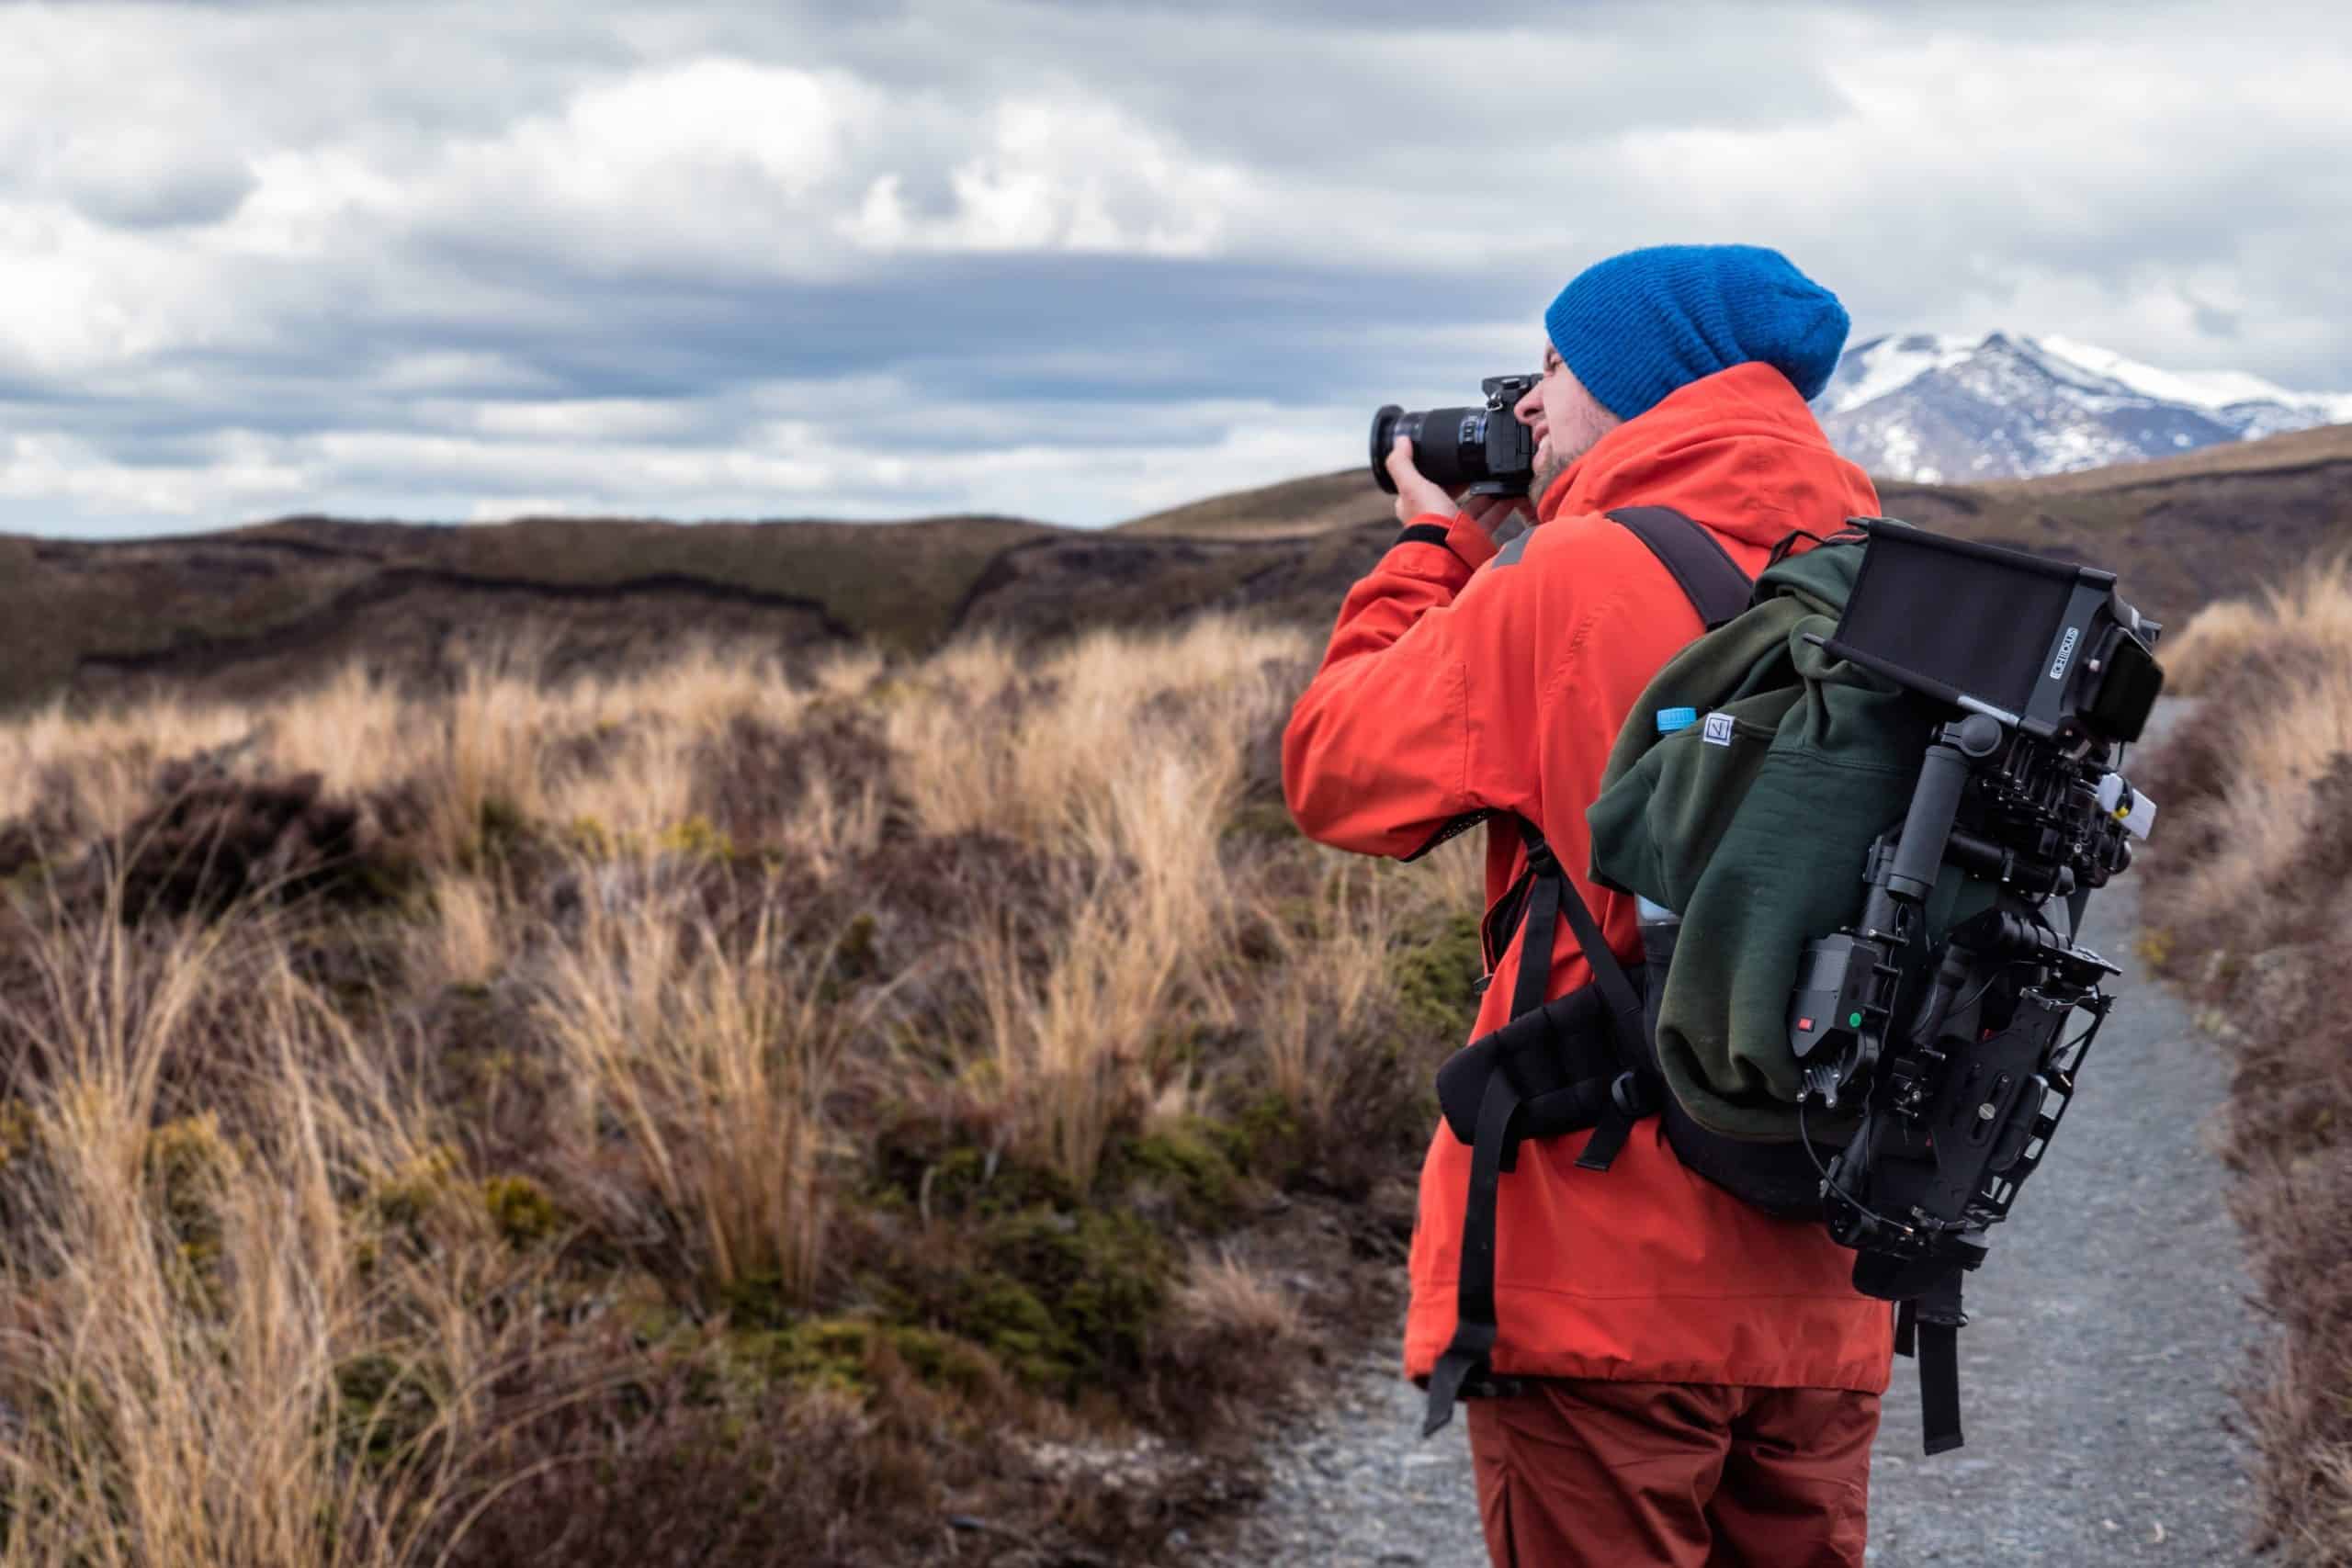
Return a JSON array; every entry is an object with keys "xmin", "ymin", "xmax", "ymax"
[
  {"xmin": 1254, "ymin": 858, "xmax": 1398, "ymax": 1129},
  {"xmin": 2162, "ymin": 556, "xmax": 2352, "ymax": 698},
  {"xmin": 0, "ymin": 895, "xmax": 518, "ymax": 1567},
  {"xmin": 887, "ymin": 615, "xmax": 1300, "ymax": 841},
  {"xmin": 412, "ymin": 873, "xmax": 507, "ymax": 995},
  {"xmin": 2139, "ymin": 552, "xmax": 2352, "ymax": 1565},
  {"xmin": 0, "ymin": 611, "xmax": 1480, "ymax": 1565},
  {"xmin": 534, "ymin": 874, "xmax": 861, "ymax": 1300}
]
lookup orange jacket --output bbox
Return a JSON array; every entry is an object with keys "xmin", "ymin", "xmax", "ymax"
[{"xmin": 1284, "ymin": 362, "xmax": 1895, "ymax": 1392}]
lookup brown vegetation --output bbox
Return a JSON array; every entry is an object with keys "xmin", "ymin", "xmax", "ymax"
[
  {"xmin": 11, "ymin": 422, "xmax": 2351, "ymax": 718},
  {"xmin": 2137, "ymin": 555, "xmax": 2352, "ymax": 1564},
  {"xmin": 0, "ymin": 515, "xmax": 1385, "ymax": 716},
  {"xmin": 0, "ymin": 617, "xmax": 1485, "ymax": 1566}
]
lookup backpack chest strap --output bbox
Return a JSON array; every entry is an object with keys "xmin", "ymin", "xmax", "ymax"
[{"xmin": 1423, "ymin": 819, "xmax": 1658, "ymax": 1437}]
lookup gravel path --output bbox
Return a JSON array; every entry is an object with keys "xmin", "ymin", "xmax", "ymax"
[{"xmin": 1196, "ymin": 701, "xmax": 2263, "ymax": 1566}]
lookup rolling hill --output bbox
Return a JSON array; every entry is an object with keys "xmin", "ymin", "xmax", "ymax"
[{"xmin": 3, "ymin": 419, "xmax": 2346, "ymax": 712}]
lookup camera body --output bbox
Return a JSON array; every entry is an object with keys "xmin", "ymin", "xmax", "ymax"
[
  {"xmin": 1784, "ymin": 520, "xmax": 2163, "ymax": 1301},
  {"xmin": 1370, "ymin": 374, "xmax": 1540, "ymax": 499}
]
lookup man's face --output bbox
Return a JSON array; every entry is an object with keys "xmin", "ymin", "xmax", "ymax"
[{"xmin": 1514, "ymin": 341, "xmax": 1619, "ymax": 497}]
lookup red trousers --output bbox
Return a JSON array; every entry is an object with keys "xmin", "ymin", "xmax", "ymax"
[{"xmin": 1465, "ymin": 1381, "xmax": 1878, "ymax": 1566}]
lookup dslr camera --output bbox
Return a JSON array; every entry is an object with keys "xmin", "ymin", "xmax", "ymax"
[{"xmin": 1369, "ymin": 375, "xmax": 1541, "ymax": 499}]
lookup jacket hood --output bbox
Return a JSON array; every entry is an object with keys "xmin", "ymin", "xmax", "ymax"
[{"xmin": 1534, "ymin": 361, "xmax": 1879, "ymax": 550}]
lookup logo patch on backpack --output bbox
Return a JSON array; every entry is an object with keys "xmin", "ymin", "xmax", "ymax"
[{"xmin": 1702, "ymin": 712, "xmax": 1736, "ymax": 747}]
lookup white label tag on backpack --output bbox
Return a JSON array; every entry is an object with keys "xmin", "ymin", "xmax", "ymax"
[{"xmin": 1702, "ymin": 712, "xmax": 1736, "ymax": 747}]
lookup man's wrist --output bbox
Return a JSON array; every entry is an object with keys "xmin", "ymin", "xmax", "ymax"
[
  {"xmin": 1386, "ymin": 509, "xmax": 1498, "ymax": 576},
  {"xmin": 1440, "ymin": 510, "xmax": 1500, "ymax": 569}
]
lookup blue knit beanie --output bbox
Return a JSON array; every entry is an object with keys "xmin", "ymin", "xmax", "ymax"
[{"xmin": 1544, "ymin": 244, "xmax": 1849, "ymax": 422}]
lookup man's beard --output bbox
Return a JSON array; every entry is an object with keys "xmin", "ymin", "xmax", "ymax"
[
  {"xmin": 1527, "ymin": 402, "xmax": 1623, "ymax": 506},
  {"xmin": 1529, "ymin": 450, "xmax": 1568, "ymax": 503}
]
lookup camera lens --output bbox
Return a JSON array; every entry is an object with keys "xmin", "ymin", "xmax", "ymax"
[
  {"xmin": 1370, "ymin": 405, "xmax": 1414, "ymax": 493},
  {"xmin": 1369, "ymin": 404, "xmax": 1486, "ymax": 495}
]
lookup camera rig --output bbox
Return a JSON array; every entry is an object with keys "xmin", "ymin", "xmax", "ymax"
[{"xmin": 1782, "ymin": 520, "xmax": 2163, "ymax": 1451}]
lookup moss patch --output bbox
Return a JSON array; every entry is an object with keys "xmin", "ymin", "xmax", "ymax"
[
  {"xmin": 1111, "ymin": 1120, "xmax": 1244, "ymax": 1229},
  {"xmin": 751, "ymin": 1316, "xmax": 1001, "ymax": 1405},
  {"xmin": 367, "ymin": 1145, "xmax": 469, "ymax": 1246},
  {"xmin": 873, "ymin": 1204, "xmax": 1172, "ymax": 1397},
  {"xmin": 1393, "ymin": 909, "xmax": 1485, "ymax": 1041},
  {"xmin": 873, "ymin": 1132, "xmax": 1077, "ymax": 1222},
  {"xmin": 144, "ymin": 1113, "xmax": 241, "ymax": 1296},
  {"xmin": 657, "ymin": 815, "xmax": 735, "ymax": 862},
  {"xmin": 972, "ymin": 1207, "xmax": 1169, "ymax": 1392},
  {"xmin": 483, "ymin": 1174, "xmax": 561, "ymax": 1247},
  {"xmin": 334, "ymin": 1351, "xmax": 447, "ymax": 1467},
  {"xmin": 835, "ymin": 911, "xmax": 880, "ymax": 980},
  {"xmin": 1224, "ymin": 1091, "xmax": 1306, "ymax": 1186}
]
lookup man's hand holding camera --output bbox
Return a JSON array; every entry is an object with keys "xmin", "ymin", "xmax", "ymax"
[{"xmin": 1384, "ymin": 434, "xmax": 1534, "ymax": 540}]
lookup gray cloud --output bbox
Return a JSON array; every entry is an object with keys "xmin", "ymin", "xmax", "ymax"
[{"xmin": 0, "ymin": 0, "xmax": 2347, "ymax": 536}]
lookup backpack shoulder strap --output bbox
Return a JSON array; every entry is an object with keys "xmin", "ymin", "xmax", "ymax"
[{"xmin": 1605, "ymin": 506, "xmax": 1754, "ymax": 628}]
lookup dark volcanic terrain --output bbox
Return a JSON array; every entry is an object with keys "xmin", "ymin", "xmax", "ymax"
[{"xmin": 6, "ymin": 420, "xmax": 2347, "ymax": 711}]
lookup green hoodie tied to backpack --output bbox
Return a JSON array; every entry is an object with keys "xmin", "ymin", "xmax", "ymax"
[{"xmin": 1587, "ymin": 536, "xmax": 1992, "ymax": 1143}]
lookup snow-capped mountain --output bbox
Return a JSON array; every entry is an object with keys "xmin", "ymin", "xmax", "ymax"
[{"xmin": 1813, "ymin": 332, "xmax": 2352, "ymax": 482}]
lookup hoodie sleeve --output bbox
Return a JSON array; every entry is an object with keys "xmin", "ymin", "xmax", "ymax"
[{"xmin": 1282, "ymin": 509, "xmax": 1532, "ymax": 858}]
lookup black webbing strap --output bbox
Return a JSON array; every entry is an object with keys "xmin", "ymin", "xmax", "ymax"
[
  {"xmin": 1507, "ymin": 833, "xmax": 1562, "ymax": 1020},
  {"xmin": 1917, "ymin": 1322, "xmax": 1963, "ymax": 1455},
  {"xmin": 1423, "ymin": 1070, "xmax": 1521, "ymax": 1435},
  {"xmin": 1894, "ymin": 1274, "xmax": 1968, "ymax": 1454},
  {"xmin": 1517, "ymin": 824, "xmax": 1649, "ymax": 1172}
]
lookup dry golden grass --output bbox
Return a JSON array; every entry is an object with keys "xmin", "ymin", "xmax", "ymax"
[
  {"xmin": 887, "ymin": 615, "xmax": 1300, "ymax": 842},
  {"xmin": 900, "ymin": 615, "xmax": 1319, "ymax": 1188},
  {"xmin": 1254, "ymin": 856, "xmax": 1399, "ymax": 1127},
  {"xmin": 2139, "ymin": 552, "xmax": 2352, "ymax": 1565},
  {"xmin": 2159, "ymin": 598, "xmax": 2269, "ymax": 697},
  {"xmin": 533, "ymin": 873, "xmax": 870, "ymax": 1300},
  {"xmin": 0, "ymin": 894, "xmax": 523, "ymax": 1567},
  {"xmin": 411, "ymin": 873, "xmax": 507, "ymax": 994},
  {"xmin": 2165, "ymin": 661, "xmax": 2352, "ymax": 931},
  {"xmin": 1170, "ymin": 1247, "xmax": 1306, "ymax": 1347},
  {"xmin": 2160, "ymin": 555, "xmax": 2352, "ymax": 697},
  {"xmin": 0, "ymin": 610, "xmax": 1480, "ymax": 1566},
  {"xmin": 0, "ymin": 701, "xmax": 247, "ymax": 838}
]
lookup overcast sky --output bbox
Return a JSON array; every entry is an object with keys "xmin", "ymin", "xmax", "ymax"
[{"xmin": 3, "ymin": 0, "xmax": 2347, "ymax": 537}]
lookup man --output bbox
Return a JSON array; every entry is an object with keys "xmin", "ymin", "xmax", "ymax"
[{"xmin": 1283, "ymin": 245, "xmax": 1893, "ymax": 1566}]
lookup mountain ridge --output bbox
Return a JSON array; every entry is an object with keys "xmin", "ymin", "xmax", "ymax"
[{"xmin": 1815, "ymin": 330, "xmax": 2352, "ymax": 482}]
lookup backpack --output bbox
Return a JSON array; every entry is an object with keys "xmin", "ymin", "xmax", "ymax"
[{"xmin": 1420, "ymin": 510, "xmax": 2025, "ymax": 1453}]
